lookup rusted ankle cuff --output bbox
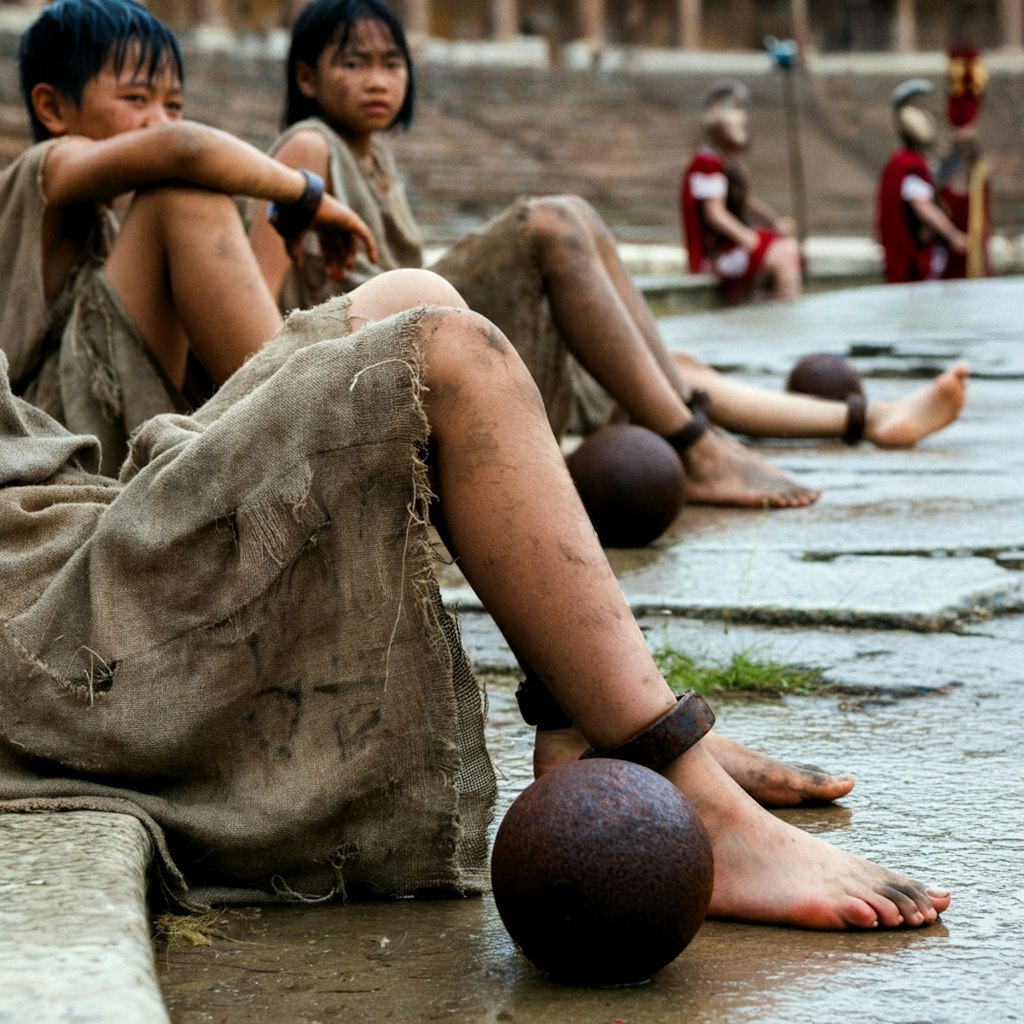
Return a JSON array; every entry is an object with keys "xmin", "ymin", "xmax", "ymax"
[
  {"xmin": 844, "ymin": 393, "xmax": 868, "ymax": 446},
  {"xmin": 665, "ymin": 389, "xmax": 713, "ymax": 453},
  {"xmin": 580, "ymin": 691, "xmax": 715, "ymax": 773},
  {"xmin": 516, "ymin": 674, "xmax": 572, "ymax": 730}
]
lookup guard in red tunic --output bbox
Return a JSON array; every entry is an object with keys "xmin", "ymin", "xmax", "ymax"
[
  {"xmin": 876, "ymin": 79, "xmax": 967, "ymax": 284},
  {"xmin": 680, "ymin": 81, "xmax": 802, "ymax": 302},
  {"xmin": 937, "ymin": 46, "xmax": 991, "ymax": 279}
]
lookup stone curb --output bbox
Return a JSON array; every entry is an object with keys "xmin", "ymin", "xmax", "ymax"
[{"xmin": 0, "ymin": 811, "xmax": 168, "ymax": 1024}]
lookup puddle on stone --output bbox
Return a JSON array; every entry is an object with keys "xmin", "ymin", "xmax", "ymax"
[{"xmin": 157, "ymin": 679, "xmax": 1024, "ymax": 1024}]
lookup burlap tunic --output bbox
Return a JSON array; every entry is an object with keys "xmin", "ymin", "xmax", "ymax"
[
  {"xmin": 0, "ymin": 141, "xmax": 185, "ymax": 477},
  {"xmin": 272, "ymin": 118, "xmax": 612, "ymax": 437},
  {"xmin": 0, "ymin": 298, "xmax": 496, "ymax": 906}
]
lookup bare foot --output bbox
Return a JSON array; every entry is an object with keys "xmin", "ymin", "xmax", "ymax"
[
  {"xmin": 701, "ymin": 731, "xmax": 854, "ymax": 807},
  {"xmin": 670, "ymin": 742, "xmax": 951, "ymax": 929},
  {"xmin": 866, "ymin": 361, "xmax": 970, "ymax": 448},
  {"xmin": 682, "ymin": 429, "xmax": 820, "ymax": 508},
  {"xmin": 534, "ymin": 726, "xmax": 854, "ymax": 807}
]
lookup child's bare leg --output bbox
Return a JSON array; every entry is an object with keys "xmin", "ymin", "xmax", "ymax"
[
  {"xmin": 532, "ymin": 725, "xmax": 854, "ymax": 807},
  {"xmin": 674, "ymin": 352, "xmax": 970, "ymax": 446},
  {"xmin": 104, "ymin": 186, "xmax": 284, "ymax": 388},
  {"xmin": 347, "ymin": 271, "xmax": 846, "ymax": 805},
  {"xmin": 523, "ymin": 196, "xmax": 818, "ymax": 508},
  {"xmin": 416, "ymin": 305, "xmax": 948, "ymax": 929}
]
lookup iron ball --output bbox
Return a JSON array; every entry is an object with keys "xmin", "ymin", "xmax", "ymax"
[
  {"xmin": 490, "ymin": 758, "xmax": 714, "ymax": 986},
  {"xmin": 786, "ymin": 352, "xmax": 864, "ymax": 402},
  {"xmin": 565, "ymin": 424, "xmax": 686, "ymax": 548}
]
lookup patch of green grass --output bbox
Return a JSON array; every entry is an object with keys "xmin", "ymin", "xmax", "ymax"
[{"xmin": 652, "ymin": 643, "xmax": 828, "ymax": 699}]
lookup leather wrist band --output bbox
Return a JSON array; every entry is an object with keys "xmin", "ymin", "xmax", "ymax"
[
  {"xmin": 268, "ymin": 169, "xmax": 324, "ymax": 240},
  {"xmin": 843, "ymin": 392, "xmax": 868, "ymax": 446},
  {"xmin": 515, "ymin": 674, "xmax": 573, "ymax": 730},
  {"xmin": 580, "ymin": 691, "xmax": 715, "ymax": 773},
  {"xmin": 664, "ymin": 388, "xmax": 712, "ymax": 453}
]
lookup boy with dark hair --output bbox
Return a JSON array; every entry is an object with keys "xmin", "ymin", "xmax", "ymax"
[{"xmin": 4, "ymin": 0, "xmax": 376, "ymax": 475}]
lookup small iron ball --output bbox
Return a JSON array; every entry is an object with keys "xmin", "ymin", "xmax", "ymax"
[
  {"xmin": 490, "ymin": 758, "xmax": 714, "ymax": 986},
  {"xmin": 786, "ymin": 352, "xmax": 864, "ymax": 402},
  {"xmin": 565, "ymin": 424, "xmax": 686, "ymax": 548}
]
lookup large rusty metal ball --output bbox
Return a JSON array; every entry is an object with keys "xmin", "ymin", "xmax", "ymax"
[
  {"xmin": 490, "ymin": 758, "xmax": 713, "ymax": 986},
  {"xmin": 786, "ymin": 353, "xmax": 864, "ymax": 402},
  {"xmin": 565, "ymin": 425, "xmax": 686, "ymax": 548}
]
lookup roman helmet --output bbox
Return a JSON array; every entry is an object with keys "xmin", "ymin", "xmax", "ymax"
[{"xmin": 892, "ymin": 78, "xmax": 937, "ymax": 150}]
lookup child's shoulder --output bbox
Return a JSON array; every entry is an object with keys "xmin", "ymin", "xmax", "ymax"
[{"xmin": 2, "ymin": 138, "xmax": 62, "ymax": 177}]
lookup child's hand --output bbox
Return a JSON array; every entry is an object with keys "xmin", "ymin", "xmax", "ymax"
[{"xmin": 286, "ymin": 195, "xmax": 378, "ymax": 281}]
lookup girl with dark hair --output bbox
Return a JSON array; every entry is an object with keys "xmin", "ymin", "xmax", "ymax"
[{"xmin": 253, "ymin": 0, "xmax": 970, "ymax": 497}]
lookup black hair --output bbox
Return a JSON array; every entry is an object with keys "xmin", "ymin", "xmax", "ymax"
[
  {"xmin": 284, "ymin": 0, "xmax": 414, "ymax": 131},
  {"xmin": 19, "ymin": 0, "xmax": 184, "ymax": 142}
]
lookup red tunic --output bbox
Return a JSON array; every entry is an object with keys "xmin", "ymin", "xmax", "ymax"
[{"xmin": 876, "ymin": 149, "xmax": 941, "ymax": 284}]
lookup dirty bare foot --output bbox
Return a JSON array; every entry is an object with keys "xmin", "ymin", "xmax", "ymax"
[
  {"xmin": 534, "ymin": 726, "xmax": 853, "ymax": 807},
  {"xmin": 682, "ymin": 429, "xmax": 820, "ymax": 508},
  {"xmin": 669, "ymin": 742, "xmax": 951, "ymax": 929},
  {"xmin": 865, "ymin": 361, "xmax": 970, "ymax": 448},
  {"xmin": 701, "ymin": 731, "xmax": 854, "ymax": 806}
]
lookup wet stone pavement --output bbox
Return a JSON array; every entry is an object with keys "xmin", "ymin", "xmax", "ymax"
[{"xmin": 155, "ymin": 278, "xmax": 1024, "ymax": 1024}]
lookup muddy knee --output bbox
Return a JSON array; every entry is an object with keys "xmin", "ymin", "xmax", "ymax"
[
  {"xmin": 418, "ymin": 307, "xmax": 540, "ymax": 404},
  {"xmin": 526, "ymin": 195, "xmax": 600, "ymax": 260}
]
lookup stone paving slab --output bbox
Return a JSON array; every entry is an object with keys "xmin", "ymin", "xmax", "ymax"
[
  {"xmin": 0, "ymin": 811, "xmax": 167, "ymax": 1024},
  {"xmin": 444, "ymin": 549, "xmax": 1023, "ymax": 631}
]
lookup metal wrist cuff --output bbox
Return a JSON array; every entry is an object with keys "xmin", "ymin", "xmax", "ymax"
[
  {"xmin": 580, "ymin": 691, "xmax": 715, "ymax": 773},
  {"xmin": 268, "ymin": 169, "xmax": 324, "ymax": 240}
]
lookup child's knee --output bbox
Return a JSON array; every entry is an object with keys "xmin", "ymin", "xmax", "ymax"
[
  {"xmin": 124, "ymin": 184, "xmax": 240, "ymax": 230},
  {"xmin": 526, "ymin": 194, "xmax": 594, "ymax": 246},
  {"xmin": 417, "ymin": 308, "xmax": 529, "ymax": 392}
]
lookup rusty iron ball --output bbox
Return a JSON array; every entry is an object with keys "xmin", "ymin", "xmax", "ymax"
[
  {"xmin": 786, "ymin": 352, "xmax": 864, "ymax": 402},
  {"xmin": 490, "ymin": 758, "xmax": 714, "ymax": 986},
  {"xmin": 565, "ymin": 425, "xmax": 686, "ymax": 548}
]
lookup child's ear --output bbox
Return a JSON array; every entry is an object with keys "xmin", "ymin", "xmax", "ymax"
[
  {"xmin": 30, "ymin": 83, "xmax": 74, "ymax": 136},
  {"xmin": 294, "ymin": 62, "xmax": 317, "ymax": 99}
]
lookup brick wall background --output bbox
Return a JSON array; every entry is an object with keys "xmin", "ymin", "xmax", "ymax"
[{"xmin": 2, "ymin": 27, "xmax": 1022, "ymax": 247}]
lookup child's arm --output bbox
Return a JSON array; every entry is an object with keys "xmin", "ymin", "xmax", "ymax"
[
  {"xmin": 44, "ymin": 121, "xmax": 376, "ymax": 275},
  {"xmin": 249, "ymin": 128, "xmax": 333, "ymax": 302}
]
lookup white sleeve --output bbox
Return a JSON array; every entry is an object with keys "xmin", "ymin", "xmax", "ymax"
[
  {"xmin": 901, "ymin": 174, "xmax": 935, "ymax": 202},
  {"xmin": 689, "ymin": 171, "xmax": 728, "ymax": 200}
]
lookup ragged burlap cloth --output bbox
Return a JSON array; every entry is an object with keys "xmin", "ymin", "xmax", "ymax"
[
  {"xmin": 0, "ymin": 140, "xmax": 187, "ymax": 477},
  {"xmin": 0, "ymin": 296, "xmax": 496, "ymax": 906}
]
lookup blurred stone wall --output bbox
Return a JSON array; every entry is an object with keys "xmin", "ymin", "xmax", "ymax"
[{"xmin": 0, "ymin": 18, "xmax": 1021, "ymax": 245}]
